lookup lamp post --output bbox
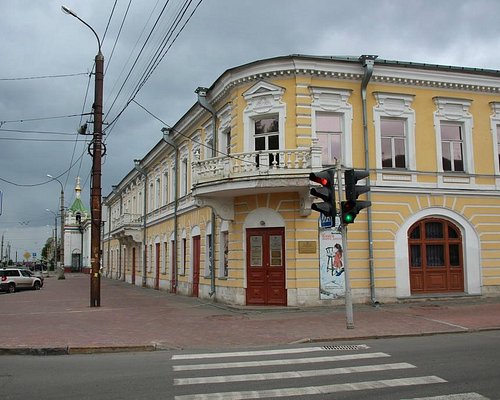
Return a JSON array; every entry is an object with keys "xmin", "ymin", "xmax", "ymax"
[
  {"xmin": 46, "ymin": 209, "xmax": 58, "ymax": 271},
  {"xmin": 161, "ymin": 127, "xmax": 179, "ymax": 293},
  {"xmin": 47, "ymin": 174, "xmax": 65, "ymax": 279},
  {"xmin": 62, "ymin": 5, "xmax": 104, "ymax": 307},
  {"xmin": 134, "ymin": 160, "xmax": 148, "ymax": 287}
]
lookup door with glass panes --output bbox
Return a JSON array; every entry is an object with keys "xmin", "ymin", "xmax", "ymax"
[
  {"xmin": 408, "ymin": 218, "xmax": 464, "ymax": 293},
  {"xmin": 246, "ymin": 227, "xmax": 286, "ymax": 305}
]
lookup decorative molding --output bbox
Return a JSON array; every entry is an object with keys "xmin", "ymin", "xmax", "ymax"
[
  {"xmin": 196, "ymin": 197, "xmax": 234, "ymax": 221},
  {"xmin": 243, "ymin": 80, "xmax": 285, "ymax": 115},
  {"xmin": 433, "ymin": 97, "xmax": 472, "ymax": 121}
]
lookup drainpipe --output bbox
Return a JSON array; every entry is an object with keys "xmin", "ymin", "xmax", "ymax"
[
  {"xmin": 162, "ymin": 127, "xmax": 179, "ymax": 294},
  {"xmin": 134, "ymin": 159, "xmax": 148, "ymax": 287},
  {"xmin": 359, "ymin": 55, "xmax": 379, "ymax": 306},
  {"xmin": 196, "ymin": 86, "xmax": 216, "ymax": 298}
]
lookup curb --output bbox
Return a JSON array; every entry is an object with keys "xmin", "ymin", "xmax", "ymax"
[{"xmin": 2, "ymin": 327, "xmax": 499, "ymax": 356}]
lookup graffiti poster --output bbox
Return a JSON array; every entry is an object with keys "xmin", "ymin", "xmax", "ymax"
[{"xmin": 319, "ymin": 230, "xmax": 345, "ymax": 299}]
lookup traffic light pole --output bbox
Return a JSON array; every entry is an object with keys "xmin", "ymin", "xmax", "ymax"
[{"xmin": 336, "ymin": 165, "xmax": 354, "ymax": 329}]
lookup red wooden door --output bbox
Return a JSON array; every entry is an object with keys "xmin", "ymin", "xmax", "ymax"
[
  {"xmin": 132, "ymin": 247, "xmax": 136, "ymax": 285},
  {"xmin": 154, "ymin": 243, "xmax": 160, "ymax": 290},
  {"xmin": 192, "ymin": 236, "xmax": 201, "ymax": 297},
  {"xmin": 409, "ymin": 218, "xmax": 464, "ymax": 293},
  {"xmin": 246, "ymin": 228, "xmax": 286, "ymax": 306}
]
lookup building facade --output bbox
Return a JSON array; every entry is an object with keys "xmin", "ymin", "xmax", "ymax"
[
  {"xmin": 63, "ymin": 177, "xmax": 91, "ymax": 272},
  {"xmin": 102, "ymin": 54, "xmax": 500, "ymax": 306}
]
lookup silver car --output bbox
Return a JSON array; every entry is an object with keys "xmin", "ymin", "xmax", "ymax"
[{"xmin": 0, "ymin": 268, "xmax": 43, "ymax": 293}]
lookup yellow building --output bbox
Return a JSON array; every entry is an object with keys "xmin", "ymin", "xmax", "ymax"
[{"xmin": 103, "ymin": 54, "xmax": 500, "ymax": 306}]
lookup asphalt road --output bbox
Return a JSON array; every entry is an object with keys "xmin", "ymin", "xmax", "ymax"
[{"xmin": 2, "ymin": 331, "xmax": 499, "ymax": 400}]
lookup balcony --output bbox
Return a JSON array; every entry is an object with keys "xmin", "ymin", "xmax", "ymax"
[
  {"xmin": 110, "ymin": 212, "xmax": 143, "ymax": 243},
  {"xmin": 191, "ymin": 145, "xmax": 322, "ymax": 220}
]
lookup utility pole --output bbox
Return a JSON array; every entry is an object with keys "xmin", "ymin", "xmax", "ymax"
[
  {"xmin": 62, "ymin": 5, "xmax": 104, "ymax": 307},
  {"xmin": 90, "ymin": 46, "xmax": 104, "ymax": 307}
]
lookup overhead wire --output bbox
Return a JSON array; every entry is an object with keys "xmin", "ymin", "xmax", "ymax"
[
  {"xmin": 103, "ymin": 0, "xmax": 204, "ymax": 139},
  {"xmin": 0, "ymin": 72, "xmax": 88, "ymax": 81}
]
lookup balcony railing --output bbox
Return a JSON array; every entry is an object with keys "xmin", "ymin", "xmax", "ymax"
[
  {"xmin": 112, "ymin": 212, "xmax": 142, "ymax": 231},
  {"xmin": 192, "ymin": 145, "xmax": 321, "ymax": 186}
]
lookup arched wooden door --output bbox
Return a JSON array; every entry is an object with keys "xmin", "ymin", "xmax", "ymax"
[{"xmin": 408, "ymin": 218, "xmax": 464, "ymax": 293}]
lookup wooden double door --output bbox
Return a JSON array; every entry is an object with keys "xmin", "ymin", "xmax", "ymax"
[
  {"xmin": 409, "ymin": 218, "xmax": 464, "ymax": 293},
  {"xmin": 246, "ymin": 228, "xmax": 286, "ymax": 306}
]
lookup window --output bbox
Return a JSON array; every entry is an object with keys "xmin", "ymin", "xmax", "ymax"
[
  {"xmin": 180, "ymin": 157, "xmax": 188, "ymax": 197},
  {"xmin": 155, "ymin": 178, "xmax": 161, "ymax": 209},
  {"xmin": 311, "ymin": 87, "xmax": 353, "ymax": 167},
  {"xmin": 243, "ymin": 81, "xmax": 285, "ymax": 156},
  {"xmin": 163, "ymin": 172, "xmax": 169, "ymax": 205},
  {"xmin": 381, "ymin": 118, "xmax": 406, "ymax": 168},
  {"xmin": 497, "ymin": 125, "xmax": 500, "ymax": 171},
  {"xmin": 254, "ymin": 116, "xmax": 279, "ymax": 167},
  {"xmin": 149, "ymin": 183, "xmax": 154, "ymax": 212},
  {"xmin": 373, "ymin": 92, "xmax": 415, "ymax": 172},
  {"xmin": 441, "ymin": 123, "xmax": 464, "ymax": 172},
  {"xmin": 433, "ymin": 97, "xmax": 473, "ymax": 175},
  {"xmin": 220, "ymin": 230, "xmax": 229, "ymax": 278},
  {"xmin": 316, "ymin": 112, "xmax": 342, "ymax": 166},
  {"xmin": 205, "ymin": 233, "xmax": 212, "ymax": 277}
]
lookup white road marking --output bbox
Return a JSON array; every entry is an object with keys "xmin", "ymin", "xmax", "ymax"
[
  {"xmin": 174, "ymin": 376, "xmax": 446, "ymax": 400},
  {"xmin": 172, "ymin": 351, "xmax": 390, "ymax": 371},
  {"xmin": 172, "ymin": 345, "xmax": 368, "ymax": 360},
  {"xmin": 403, "ymin": 393, "xmax": 489, "ymax": 400},
  {"xmin": 174, "ymin": 362, "xmax": 416, "ymax": 385}
]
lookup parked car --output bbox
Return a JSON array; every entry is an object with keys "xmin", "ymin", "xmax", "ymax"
[{"xmin": 0, "ymin": 267, "xmax": 43, "ymax": 293}]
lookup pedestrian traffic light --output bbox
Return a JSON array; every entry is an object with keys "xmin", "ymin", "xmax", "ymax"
[
  {"xmin": 309, "ymin": 168, "xmax": 336, "ymax": 222},
  {"xmin": 341, "ymin": 168, "xmax": 371, "ymax": 224}
]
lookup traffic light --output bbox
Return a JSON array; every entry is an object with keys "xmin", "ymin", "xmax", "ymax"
[
  {"xmin": 309, "ymin": 168, "xmax": 336, "ymax": 221},
  {"xmin": 341, "ymin": 168, "xmax": 371, "ymax": 224}
]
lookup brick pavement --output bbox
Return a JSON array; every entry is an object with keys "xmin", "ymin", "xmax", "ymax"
[{"xmin": 1, "ymin": 273, "xmax": 500, "ymax": 354}]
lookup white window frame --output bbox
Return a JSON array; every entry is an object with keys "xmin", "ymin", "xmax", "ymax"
[
  {"xmin": 433, "ymin": 97, "xmax": 474, "ymax": 185},
  {"xmin": 218, "ymin": 103, "xmax": 232, "ymax": 155},
  {"xmin": 179, "ymin": 146, "xmax": 188, "ymax": 197},
  {"xmin": 163, "ymin": 171, "xmax": 169, "ymax": 206},
  {"xmin": 243, "ymin": 81, "xmax": 286, "ymax": 153},
  {"xmin": 373, "ymin": 92, "xmax": 416, "ymax": 182},
  {"xmin": 490, "ymin": 102, "xmax": 500, "ymax": 188},
  {"xmin": 310, "ymin": 87, "xmax": 353, "ymax": 168}
]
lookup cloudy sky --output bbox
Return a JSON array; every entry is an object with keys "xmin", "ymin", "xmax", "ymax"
[{"xmin": 1, "ymin": 0, "xmax": 499, "ymax": 261}]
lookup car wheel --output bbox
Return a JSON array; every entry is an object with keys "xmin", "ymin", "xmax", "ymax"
[
  {"xmin": 8, "ymin": 284, "xmax": 16, "ymax": 293},
  {"xmin": 33, "ymin": 281, "xmax": 41, "ymax": 290}
]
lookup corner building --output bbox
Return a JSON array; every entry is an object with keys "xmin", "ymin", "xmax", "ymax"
[{"xmin": 103, "ymin": 55, "xmax": 500, "ymax": 306}]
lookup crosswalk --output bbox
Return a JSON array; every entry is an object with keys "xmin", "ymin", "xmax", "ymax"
[{"xmin": 171, "ymin": 345, "xmax": 489, "ymax": 400}]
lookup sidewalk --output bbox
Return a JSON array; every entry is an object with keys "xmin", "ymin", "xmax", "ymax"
[{"xmin": 2, "ymin": 273, "xmax": 500, "ymax": 355}]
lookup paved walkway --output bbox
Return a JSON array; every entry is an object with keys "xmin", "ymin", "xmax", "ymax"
[{"xmin": 2, "ymin": 274, "xmax": 500, "ymax": 354}]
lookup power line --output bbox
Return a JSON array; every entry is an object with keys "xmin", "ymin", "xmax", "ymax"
[
  {"xmin": 104, "ymin": 0, "xmax": 204, "ymax": 137},
  {"xmin": 0, "ymin": 72, "xmax": 88, "ymax": 81},
  {"xmin": 0, "ymin": 112, "xmax": 92, "ymax": 126}
]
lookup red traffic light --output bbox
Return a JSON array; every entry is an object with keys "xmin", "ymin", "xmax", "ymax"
[{"xmin": 309, "ymin": 174, "xmax": 328, "ymax": 186}]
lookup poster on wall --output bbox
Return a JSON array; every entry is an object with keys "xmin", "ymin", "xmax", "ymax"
[{"xmin": 319, "ymin": 229, "xmax": 345, "ymax": 299}]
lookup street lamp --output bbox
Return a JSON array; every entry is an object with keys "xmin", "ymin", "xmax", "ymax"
[
  {"xmin": 62, "ymin": 5, "xmax": 104, "ymax": 307},
  {"xmin": 161, "ymin": 127, "xmax": 179, "ymax": 293},
  {"xmin": 46, "ymin": 209, "xmax": 58, "ymax": 271},
  {"xmin": 134, "ymin": 159, "xmax": 148, "ymax": 287},
  {"xmin": 47, "ymin": 174, "xmax": 65, "ymax": 279}
]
